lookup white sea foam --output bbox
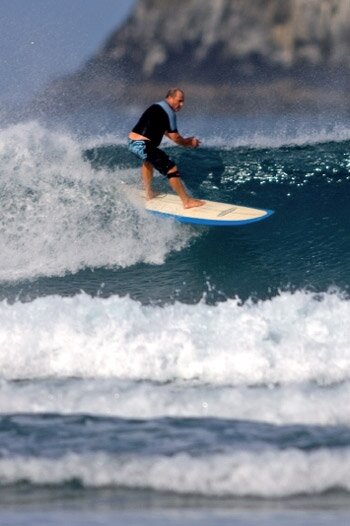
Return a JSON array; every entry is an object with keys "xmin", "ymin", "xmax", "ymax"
[
  {"xmin": 1, "ymin": 448, "xmax": 350, "ymax": 497},
  {"xmin": 0, "ymin": 121, "xmax": 195, "ymax": 281},
  {"xmin": 0, "ymin": 290, "xmax": 349, "ymax": 387},
  {"xmin": 1, "ymin": 377, "xmax": 350, "ymax": 426}
]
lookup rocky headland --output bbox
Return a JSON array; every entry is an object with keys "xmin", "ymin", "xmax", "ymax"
[{"xmin": 37, "ymin": 0, "xmax": 350, "ymax": 115}]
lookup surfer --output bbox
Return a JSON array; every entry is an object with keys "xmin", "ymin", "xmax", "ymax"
[{"xmin": 128, "ymin": 88, "xmax": 204, "ymax": 209}]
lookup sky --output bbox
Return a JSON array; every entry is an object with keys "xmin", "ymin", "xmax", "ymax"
[{"xmin": 0, "ymin": 0, "xmax": 136, "ymax": 102}]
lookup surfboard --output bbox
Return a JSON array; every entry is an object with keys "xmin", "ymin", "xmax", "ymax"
[{"xmin": 137, "ymin": 191, "xmax": 274, "ymax": 226}]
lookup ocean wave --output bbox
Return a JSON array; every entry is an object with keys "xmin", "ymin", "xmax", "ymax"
[
  {"xmin": 0, "ymin": 121, "xmax": 196, "ymax": 281},
  {"xmin": 1, "ymin": 377, "xmax": 350, "ymax": 426},
  {"xmin": 1, "ymin": 448, "xmax": 350, "ymax": 498},
  {"xmin": 0, "ymin": 290, "xmax": 349, "ymax": 386}
]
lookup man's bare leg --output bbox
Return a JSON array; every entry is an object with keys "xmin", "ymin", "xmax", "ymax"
[
  {"xmin": 168, "ymin": 169, "xmax": 204, "ymax": 209},
  {"xmin": 141, "ymin": 162, "xmax": 158, "ymax": 199}
]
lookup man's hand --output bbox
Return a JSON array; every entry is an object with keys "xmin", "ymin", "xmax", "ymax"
[
  {"xmin": 166, "ymin": 132, "xmax": 201, "ymax": 148},
  {"xmin": 189, "ymin": 137, "xmax": 201, "ymax": 148},
  {"xmin": 185, "ymin": 136, "xmax": 201, "ymax": 148}
]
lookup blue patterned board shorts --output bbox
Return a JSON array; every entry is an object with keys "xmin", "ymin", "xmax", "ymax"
[{"xmin": 128, "ymin": 139, "xmax": 175, "ymax": 176}]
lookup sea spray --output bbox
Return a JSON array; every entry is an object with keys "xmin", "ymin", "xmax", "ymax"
[{"xmin": 0, "ymin": 121, "xmax": 196, "ymax": 281}]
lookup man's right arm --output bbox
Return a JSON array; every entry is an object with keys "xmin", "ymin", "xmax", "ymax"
[{"xmin": 166, "ymin": 131, "xmax": 201, "ymax": 148}]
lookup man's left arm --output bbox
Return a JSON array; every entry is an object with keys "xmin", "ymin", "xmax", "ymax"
[{"xmin": 165, "ymin": 131, "xmax": 201, "ymax": 148}]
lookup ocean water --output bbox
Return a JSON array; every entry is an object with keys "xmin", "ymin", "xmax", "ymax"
[{"xmin": 0, "ymin": 113, "xmax": 350, "ymax": 525}]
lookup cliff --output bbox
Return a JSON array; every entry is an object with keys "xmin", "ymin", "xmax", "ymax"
[{"xmin": 37, "ymin": 0, "xmax": 350, "ymax": 114}]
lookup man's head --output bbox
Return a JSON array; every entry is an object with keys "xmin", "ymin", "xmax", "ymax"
[{"xmin": 166, "ymin": 88, "xmax": 185, "ymax": 112}]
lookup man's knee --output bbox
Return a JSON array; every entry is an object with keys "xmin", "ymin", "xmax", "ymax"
[{"xmin": 167, "ymin": 168, "xmax": 180, "ymax": 179}]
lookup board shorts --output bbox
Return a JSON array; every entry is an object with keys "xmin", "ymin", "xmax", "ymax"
[{"xmin": 128, "ymin": 139, "xmax": 175, "ymax": 176}]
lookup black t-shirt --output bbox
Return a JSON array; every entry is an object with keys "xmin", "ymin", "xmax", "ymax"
[{"xmin": 132, "ymin": 103, "xmax": 178, "ymax": 147}]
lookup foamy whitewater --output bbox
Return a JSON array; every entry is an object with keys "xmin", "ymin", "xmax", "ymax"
[{"xmin": 0, "ymin": 117, "xmax": 350, "ymax": 525}]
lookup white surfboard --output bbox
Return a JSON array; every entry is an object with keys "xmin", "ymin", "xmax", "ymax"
[{"xmin": 128, "ymin": 188, "xmax": 274, "ymax": 226}]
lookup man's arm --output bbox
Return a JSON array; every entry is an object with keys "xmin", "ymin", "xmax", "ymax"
[{"xmin": 165, "ymin": 131, "xmax": 201, "ymax": 148}]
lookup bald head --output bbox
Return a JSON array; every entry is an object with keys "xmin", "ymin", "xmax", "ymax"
[
  {"xmin": 166, "ymin": 88, "xmax": 185, "ymax": 112},
  {"xmin": 166, "ymin": 88, "xmax": 184, "ymax": 99}
]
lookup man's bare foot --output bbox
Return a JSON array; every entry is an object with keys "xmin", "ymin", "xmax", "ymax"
[
  {"xmin": 145, "ymin": 190, "xmax": 160, "ymax": 200},
  {"xmin": 183, "ymin": 198, "xmax": 205, "ymax": 209}
]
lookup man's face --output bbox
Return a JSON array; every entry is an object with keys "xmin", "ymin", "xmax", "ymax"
[{"xmin": 168, "ymin": 91, "xmax": 184, "ymax": 112}]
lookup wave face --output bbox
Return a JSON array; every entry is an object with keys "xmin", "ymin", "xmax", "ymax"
[{"xmin": 0, "ymin": 117, "xmax": 350, "ymax": 512}]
